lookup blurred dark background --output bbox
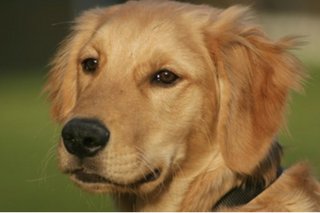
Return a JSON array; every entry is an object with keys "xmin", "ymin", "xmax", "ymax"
[
  {"xmin": 0, "ymin": 0, "xmax": 319, "ymax": 211},
  {"xmin": 0, "ymin": 0, "xmax": 124, "ymax": 73}
]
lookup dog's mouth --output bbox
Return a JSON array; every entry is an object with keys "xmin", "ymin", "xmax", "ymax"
[{"xmin": 71, "ymin": 168, "xmax": 161, "ymax": 188}]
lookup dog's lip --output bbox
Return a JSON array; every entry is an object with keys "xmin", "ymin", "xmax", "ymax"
[
  {"xmin": 73, "ymin": 169, "xmax": 108, "ymax": 184},
  {"xmin": 71, "ymin": 168, "xmax": 161, "ymax": 187}
]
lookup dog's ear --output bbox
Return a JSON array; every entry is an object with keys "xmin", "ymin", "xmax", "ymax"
[
  {"xmin": 44, "ymin": 9, "xmax": 109, "ymax": 122},
  {"xmin": 45, "ymin": 34, "xmax": 78, "ymax": 122},
  {"xmin": 206, "ymin": 6, "xmax": 304, "ymax": 174}
]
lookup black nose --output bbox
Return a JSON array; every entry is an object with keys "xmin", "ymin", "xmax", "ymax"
[{"xmin": 61, "ymin": 118, "xmax": 110, "ymax": 158}]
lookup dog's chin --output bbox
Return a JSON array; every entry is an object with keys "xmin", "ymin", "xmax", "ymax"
[{"xmin": 68, "ymin": 168, "xmax": 164, "ymax": 194}]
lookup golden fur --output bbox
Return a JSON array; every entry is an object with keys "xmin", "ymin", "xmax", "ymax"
[{"xmin": 45, "ymin": 0, "xmax": 320, "ymax": 211}]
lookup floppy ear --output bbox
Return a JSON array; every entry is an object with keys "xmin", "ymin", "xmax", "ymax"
[
  {"xmin": 44, "ymin": 8, "xmax": 109, "ymax": 122},
  {"xmin": 206, "ymin": 6, "xmax": 304, "ymax": 174},
  {"xmin": 45, "ymin": 34, "xmax": 78, "ymax": 122}
]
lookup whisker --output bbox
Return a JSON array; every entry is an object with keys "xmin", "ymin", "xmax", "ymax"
[
  {"xmin": 39, "ymin": 143, "xmax": 58, "ymax": 180},
  {"xmin": 26, "ymin": 174, "xmax": 59, "ymax": 183},
  {"xmin": 135, "ymin": 146, "xmax": 156, "ymax": 174},
  {"xmin": 34, "ymin": 124, "xmax": 61, "ymax": 184}
]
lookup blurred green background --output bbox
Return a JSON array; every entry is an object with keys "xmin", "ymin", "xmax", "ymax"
[{"xmin": 0, "ymin": 0, "xmax": 319, "ymax": 211}]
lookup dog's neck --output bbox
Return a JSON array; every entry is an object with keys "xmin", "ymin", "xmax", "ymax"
[{"xmin": 113, "ymin": 142, "xmax": 282, "ymax": 211}]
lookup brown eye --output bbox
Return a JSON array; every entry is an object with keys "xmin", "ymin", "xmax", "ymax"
[
  {"xmin": 151, "ymin": 69, "xmax": 179, "ymax": 86},
  {"xmin": 81, "ymin": 58, "xmax": 99, "ymax": 73}
]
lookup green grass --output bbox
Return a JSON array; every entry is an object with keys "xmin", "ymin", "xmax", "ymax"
[{"xmin": 0, "ymin": 65, "xmax": 319, "ymax": 211}]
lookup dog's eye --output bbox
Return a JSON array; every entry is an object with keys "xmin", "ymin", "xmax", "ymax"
[
  {"xmin": 151, "ymin": 69, "xmax": 179, "ymax": 86},
  {"xmin": 81, "ymin": 58, "xmax": 99, "ymax": 73}
]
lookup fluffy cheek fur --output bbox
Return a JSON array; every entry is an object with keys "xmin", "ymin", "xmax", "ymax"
[{"xmin": 143, "ymin": 86, "xmax": 209, "ymax": 168}]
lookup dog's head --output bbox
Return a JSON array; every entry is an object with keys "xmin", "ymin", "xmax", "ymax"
[{"xmin": 46, "ymin": 1, "xmax": 303, "ymax": 194}]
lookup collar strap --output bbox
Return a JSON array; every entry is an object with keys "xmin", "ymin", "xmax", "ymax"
[{"xmin": 212, "ymin": 167, "xmax": 283, "ymax": 210}]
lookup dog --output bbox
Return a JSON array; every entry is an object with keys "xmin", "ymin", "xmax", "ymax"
[{"xmin": 45, "ymin": 0, "xmax": 320, "ymax": 211}]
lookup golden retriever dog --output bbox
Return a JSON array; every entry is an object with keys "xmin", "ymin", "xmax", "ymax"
[{"xmin": 45, "ymin": 0, "xmax": 320, "ymax": 211}]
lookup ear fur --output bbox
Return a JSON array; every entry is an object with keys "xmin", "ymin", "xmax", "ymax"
[
  {"xmin": 206, "ymin": 6, "xmax": 304, "ymax": 174},
  {"xmin": 44, "ymin": 8, "xmax": 112, "ymax": 122},
  {"xmin": 45, "ymin": 34, "xmax": 78, "ymax": 122}
]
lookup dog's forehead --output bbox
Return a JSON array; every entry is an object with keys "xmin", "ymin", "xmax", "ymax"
[{"xmin": 93, "ymin": 7, "xmax": 187, "ymax": 54}]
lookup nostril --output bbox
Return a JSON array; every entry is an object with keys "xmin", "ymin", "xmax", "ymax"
[
  {"xmin": 82, "ymin": 137, "xmax": 104, "ymax": 154},
  {"xmin": 82, "ymin": 136, "xmax": 104, "ymax": 150},
  {"xmin": 61, "ymin": 118, "xmax": 110, "ymax": 158}
]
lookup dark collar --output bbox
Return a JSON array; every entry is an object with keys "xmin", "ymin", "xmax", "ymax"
[{"xmin": 212, "ymin": 167, "xmax": 283, "ymax": 211}]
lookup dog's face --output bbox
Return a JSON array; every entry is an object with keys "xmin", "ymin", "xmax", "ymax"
[
  {"xmin": 46, "ymin": 1, "xmax": 302, "ymax": 194},
  {"xmin": 49, "ymin": 1, "xmax": 219, "ymax": 194}
]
